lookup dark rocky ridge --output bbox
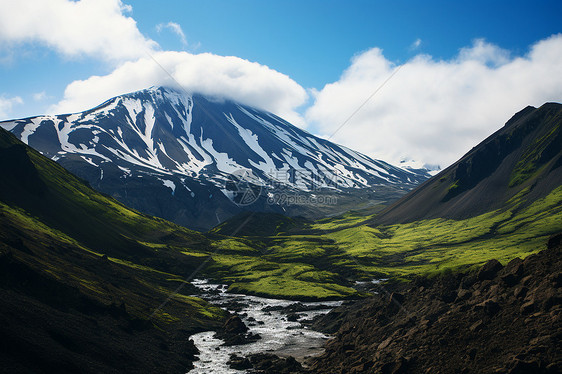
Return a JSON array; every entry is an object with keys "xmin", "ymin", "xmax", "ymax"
[
  {"xmin": 310, "ymin": 234, "xmax": 562, "ymax": 373},
  {"xmin": 373, "ymin": 102, "xmax": 562, "ymax": 225}
]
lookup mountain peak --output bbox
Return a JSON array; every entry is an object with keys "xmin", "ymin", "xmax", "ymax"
[
  {"xmin": 503, "ymin": 105, "xmax": 536, "ymax": 129},
  {"xmin": 0, "ymin": 87, "xmax": 428, "ymax": 230}
]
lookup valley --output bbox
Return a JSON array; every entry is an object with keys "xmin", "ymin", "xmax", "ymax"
[
  {"xmin": 207, "ymin": 185, "xmax": 562, "ymax": 298},
  {"xmin": 0, "ymin": 98, "xmax": 560, "ymax": 373},
  {"xmin": 3, "ymin": 2, "xmax": 562, "ymax": 373}
]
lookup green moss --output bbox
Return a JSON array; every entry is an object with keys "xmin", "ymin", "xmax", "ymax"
[
  {"xmin": 211, "ymin": 238, "xmax": 260, "ymax": 254},
  {"xmin": 448, "ymin": 180, "xmax": 460, "ymax": 192},
  {"xmin": 171, "ymin": 294, "xmax": 228, "ymax": 321},
  {"xmin": 220, "ymin": 186, "xmax": 562, "ymax": 288},
  {"xmin": 153, "ymin": 311, "xmax": 181, "ymax": 323},
  {"xmin": 0, "ymin": 202, "xmax": 85, "ymax": 248},
  {"xmin": 308, "ymin": 211, "xmax": 375, "ymax": 232},
  {"xmin": 509, "ymin": 122, "xmax": 560, "ymax": 187},
  {"xmin": 229, "ymin": 277, "xmax": 359, "ymax": 301},
  {"xmin": 505, "ymin": 186, "xmax": 531, "ymax": 207},
  {"xmin": 207, "ymin": 253, "xmax": 360, "ymax": 300},
  {"xmin": 265, "ymin": 237, "xmax": 332, "ymax": 261},
  {"xmin": 497, "ymin": 186, "xmax": 562, "ymax": 234}
]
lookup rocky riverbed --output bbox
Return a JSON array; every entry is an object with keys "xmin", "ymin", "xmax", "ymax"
[{"xmin": 188, "ymin": 280, "xmax": 342, "ymax": 373}]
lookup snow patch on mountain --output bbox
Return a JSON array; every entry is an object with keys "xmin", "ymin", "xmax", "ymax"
[{"xmin": 161, "ymin": 179, "xmax": 176, "ymax": 195}]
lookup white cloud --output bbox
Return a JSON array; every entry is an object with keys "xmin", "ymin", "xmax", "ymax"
[
  {"xmin": 157, "ymin": 22, "xmax": 188, "ymax": 47},
  {"xmin": 0, "ymin": 0, "xmax": 157, "ymax": 61},
  {"xmin": 33, "ymin": 91, "xmax": 48, "ymax": 101},
  {"xmin": 0, "ymin": 95, "xmax": 23, "ymax": 120},
  {"xmin": 457, "ymin": 38, "xmax": 510, "ymax": 67},
  {"xmin": 50, "ymin": 51, "xmax": 308, "ymax": 126},
  {"xmin": 6, "ymin": 0, "xmax": 561, "ymax": 171},
  {"xmin": 410, "ymin": 38, "xmax": 422, "ymax": 51},
  {"xmin": 306, "ymin": 35, "xmax": 562, "ymax": 168}
]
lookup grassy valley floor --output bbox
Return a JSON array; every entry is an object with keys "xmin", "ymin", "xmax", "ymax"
[{"xmin": 204, "ymin": 185, "xmax": 562, "ymax": 300}]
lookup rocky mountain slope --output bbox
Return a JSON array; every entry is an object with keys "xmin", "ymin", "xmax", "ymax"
[
  {"xmin": 0, "ymin": 86, "xmax": 427, "ymax": 230},
  {"xmin": 373, "ymin": 102, "xmax": 562, "ymax": 225},
  {"xmin": 311, "ymin": 233, "xmax": 562, "ymax": 373}
]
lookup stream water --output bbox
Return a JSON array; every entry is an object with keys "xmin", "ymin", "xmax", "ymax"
[{"xmin": 187, "ymin": 279, "xmax": 342, "ymax": 373}]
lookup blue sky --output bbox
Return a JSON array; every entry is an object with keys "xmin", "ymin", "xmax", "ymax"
[
  {"xmin": 133, "ymin": 0, "xmax": 561, "ymax": 86},
  {"xmin": 1, "ymin": 0, "xmax": 561, "ymax": 167}
]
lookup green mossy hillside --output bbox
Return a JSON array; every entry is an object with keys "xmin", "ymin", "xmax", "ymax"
[
  {"xmin": 206, "ymin": 185, "xmax": 562, "ymax": 293},
  {"xmin": 0, "ymin": 128, "xmax": 227, "ymax": 331}
]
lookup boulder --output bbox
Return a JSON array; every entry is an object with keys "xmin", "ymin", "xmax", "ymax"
[
  {"xmin": 287, "ymin": 313, "xmax": 300, "ymax": 322},
  {"xmin": 477, "ymin": 259, "xmax": 503, "ymax": 281},
  {"xmin": 520, "ymin": 300, "xmax": 536, "ymax": 315},
  {"xmin": 513, "ymin": 286, "xmax": 528, "ymax": 299},
  {"xmin": 227, "ymin": 354, "xmax": 252, "ymax": 370},
  {"xmin": 548, "ymin": 271, "xmax": 562, "ymax": 288},
  {"xmin": 248, "ymin": 353, "xmax": 303, "ymax": 373},
  {"xmin": 389, "ymin": 292, "xmax": 405, "ymax": 306},
  {"xmin": 456, "ymin": 288, "xmax": 472, "ymax": 302},
  {"xmin": 474, "ymin": 298, "xmax": 500, "ymax": 315},
  {"xmin": 542, "ymin": 288, "xmax": 562, "ymax": 311},
  {"xmin": 223, "ymin": 315, "xmax": 248, "ymax": 334},
  {"xmin": 469, "ymin": 320, "xmax": 483, "ymax": 332},
  {"xmin": 501, "ymin": 258, "xmax": 524, "ymax": 286}
]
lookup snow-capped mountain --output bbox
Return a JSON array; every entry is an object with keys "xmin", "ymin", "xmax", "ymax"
[
  {"xmin": 399, "ymin": 159, "xmax": 442, "ymax": 176},
  {"xmin": 1, "ymin": 86, "xmax": 428, "ymax": 230}
]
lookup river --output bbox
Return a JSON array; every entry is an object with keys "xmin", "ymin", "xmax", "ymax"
[{"xmin": 187, "ymin": 279, "xmax": 342, "ymax": 373}]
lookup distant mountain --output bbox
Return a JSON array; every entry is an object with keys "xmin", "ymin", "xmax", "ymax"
[
  {"xmin": 0, "ymin": 86, "xmax": 428, "ymax": 230},
  {"xmin": 373, "ymin": 103, "xmax": 562, "ymax": 224}
]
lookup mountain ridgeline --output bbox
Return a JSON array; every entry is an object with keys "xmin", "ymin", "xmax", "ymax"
[
  {"xmin": 373, "ymin": 103, "xmax": 562, "ymax": 225},
  {"xmin": 0, "ymin": 87, "xmax": 428, "ymax": 230}
]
